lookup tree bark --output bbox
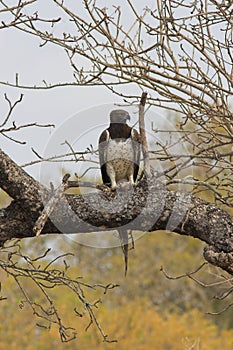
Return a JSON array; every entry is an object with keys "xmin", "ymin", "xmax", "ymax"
[{"xmin": 1, "ymin": 148, "xmax": 233, "ymax": 274}]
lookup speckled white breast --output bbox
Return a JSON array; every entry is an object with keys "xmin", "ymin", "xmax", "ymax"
[
  {"xmin": 106, "ymin": 138, "xmax": 134, "ymax": 181},
  {"xmin": 107, "ymin": 138, "xmax": 134, "ymax": 161}
]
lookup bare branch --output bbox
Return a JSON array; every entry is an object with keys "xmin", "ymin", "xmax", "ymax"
[
  {"xmin": 139, "ymin": 92, "xmax": 151, "ymax": 178},
  {"xmin": 0, "ymin": 94, "xmax": 55, "ymax": 145},
  {"xmin": 33, "ymin": 174, "xmax": 70, "ymax": 237},
  {"xmin": 0, "ymin": 241, "xmax": 118, "ymax": 342}
]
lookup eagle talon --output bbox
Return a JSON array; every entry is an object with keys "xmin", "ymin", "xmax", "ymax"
[{"xmin": 96, "ymin": 184, "xmax": 110, "ymax": 191}]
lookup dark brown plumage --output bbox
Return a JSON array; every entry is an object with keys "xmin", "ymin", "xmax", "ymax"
[
  {"xmin": 98, "ymin": 110, "xmax": 141, "ymax": 275},
  {"xmin": 98, "ymin": 109, "xmax": 140, "ymax": 189}
]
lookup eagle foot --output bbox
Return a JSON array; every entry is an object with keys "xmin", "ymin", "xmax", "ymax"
[{"xmin": 96, "ymin": 184, "xmax": 112, "ymax": 191}]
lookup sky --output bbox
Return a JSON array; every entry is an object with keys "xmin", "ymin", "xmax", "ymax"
[
  {"xmin": 0, "ymin": 0, "xmax": 166, "ymax": 184},
  {"xmin": 0, "ymin": 1, "xmax": 167, "ymax": 249},
  {"xmin": 1, "ymin": 0, "xmax": 225, "ymax": 186},
  {"xmin": 0, "ymin": 0, "xmax": 214, "ymax": 249},
  {"xmin": 0, "ymin": 27, "xmax": 118, "ymax": 175}
]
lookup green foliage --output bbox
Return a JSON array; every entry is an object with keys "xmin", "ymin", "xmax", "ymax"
[
  {"xmin": 1, "ymin": 161, "xmax": 233, "ymax": 347},
  {"xmin": 1, "ymin": 290, "xmax": 233, "ymax": 349},
  {"xmin": 0, "ymin": 232, "xmax": 233, "ymax": 348}
]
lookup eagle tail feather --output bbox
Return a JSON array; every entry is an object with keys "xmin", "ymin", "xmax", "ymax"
[{"xmin": 118, "ymin": 229, "xmax": 128, "ymax": 276}]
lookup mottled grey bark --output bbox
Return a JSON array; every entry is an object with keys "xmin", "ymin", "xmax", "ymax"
[
  {"xmin": 0, "ymin": 149, "xmax": 44, "ymax": 208},
  {"xmin": 0, "ymin": 148, "xmax": 233, "ymax": 274}
]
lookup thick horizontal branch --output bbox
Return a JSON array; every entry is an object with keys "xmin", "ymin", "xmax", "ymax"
[
  {"xmin": 0, "ymin": 148, "xmax": 46, "ymax": 209},
  {"xmin": 0, "ymin": 149, "xmax": 233, "ymax": 275},
  {"xmin": 1, "ymin": 177, "xmax": 233, "ymax": 251}
]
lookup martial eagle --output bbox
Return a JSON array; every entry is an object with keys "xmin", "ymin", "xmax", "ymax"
[{"xmin": 98, "ymin": 109, "xmax": 141, "ymax": 190}]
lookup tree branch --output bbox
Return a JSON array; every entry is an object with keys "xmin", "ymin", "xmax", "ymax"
[
  {"xmin": 139, "ymin": 92, "xmax": 151, "ymax": 178},
  {"xmin": 0, "ymin": 149, "xmax": 233, "ymax": 277},
  {"xmin": 0, "ymin": 148, "xmax": 46, "ymax": 208}
]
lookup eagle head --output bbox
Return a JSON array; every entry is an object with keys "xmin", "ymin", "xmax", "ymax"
[{"xmin": 110, "ymin": 110, "xmax": 130, "ymax": 124}]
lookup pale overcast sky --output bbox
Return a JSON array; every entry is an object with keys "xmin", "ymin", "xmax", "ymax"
[
  {"xmin": 1, "ymin": 0, "xmax": 211, "ymax": 190},
  {"xmin": 0, "ymin": 1, "xmax": 218, "ymax": 248},
  {"xmin": 0, "ymin": 1, "xmax": 166, "ymax": 184}
]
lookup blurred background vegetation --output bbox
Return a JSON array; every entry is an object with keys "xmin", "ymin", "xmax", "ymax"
[{"xmin": 1, "ymin": 190, "xmax": 233, "ymax": 349}]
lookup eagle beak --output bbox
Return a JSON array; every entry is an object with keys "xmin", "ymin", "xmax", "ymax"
[{"xmin": 126, "ymin": 114, "xmax": 130, "ymax": 121}]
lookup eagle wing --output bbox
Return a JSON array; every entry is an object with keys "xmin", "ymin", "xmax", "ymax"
[
  {"xmin": 98, "ymin": 129, "xmax": 111, "ymax": 186},
  {"xmin": 131, "ymin": 128, "xmax": 141, "ymax": 182}
]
